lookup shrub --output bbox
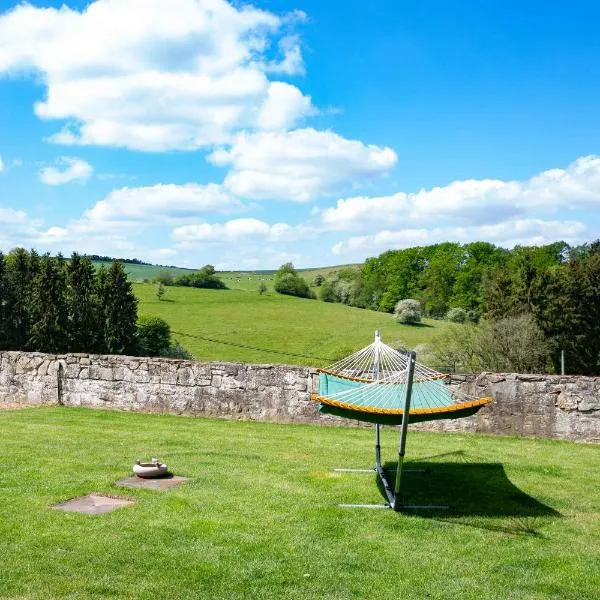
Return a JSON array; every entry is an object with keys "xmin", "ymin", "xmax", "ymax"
[
  {"xmin": 424, "ymin": 313, "xmax": 549, "ymax": 373},
  {"xmin": 446, "ymin": 307, "xmax": 468, "ymax": 323},
  {"xmin": 163, "ymin": 341, "xmax": 194, "ymax": 360},
  {"xmin": 312, "ymin": 274, "xmax": 325, "ymax": 287},
  {"xmin": 274, "ymin": 272, "xmax": 313, "ymax": 298},
  {"xmin": 174, "ymin": 267, "xmax": 226, "ymax": 289},
  {"xmin": 394, "ymin": 299, "xmax": 422, "ymax": 324},
  {"xmin": 136, "ymin": 316, "xmax": 171, "ymax": 357},
  {"xmin": 156, "ymin": 282, "xmax": 166, "ymax": 301},
  {"xmin": 258, "ymin": 281, "xmax": 267, "ymax": 295},
  {"xmin": 155, "ymin": 271, "xmax": 174, "ymax": 285},
  {"xmin": 319, "ymin": 281, "xmax": 337, "ymax": 303}
]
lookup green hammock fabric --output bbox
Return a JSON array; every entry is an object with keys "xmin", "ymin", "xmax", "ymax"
[
  {"xmin": 318, "ymin": 372, "xmax": 451, "ymax": 410},
  {"xmin": 316, "ymin": 372, "xmax": 487, "ymax": 425}
]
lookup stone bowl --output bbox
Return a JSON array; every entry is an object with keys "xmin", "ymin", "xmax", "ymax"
[{"xmin": 133, "ymin": 461, "xmax": 168, "ymax": 478}]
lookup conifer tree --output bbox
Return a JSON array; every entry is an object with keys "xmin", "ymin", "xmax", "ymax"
[
  {"xmin": 102, "ymin": 261, "xmax": 138, "ymax": 355},
  {"xmin": 28, "ymin": 255, "xmax": 69, "ymax": 353},
  {"xmin": 94, "ymin": 265, "xmax": 110, "ymax": 354},
  {"xmin": 66, "ymin": 253, "xmax": 100, "ymax": 352},
  {"xmin": 0, "ymin": 252, "xmax": 7, "ymax": 349},
  {"xmin": 4, "ymin": 248, "xmax": 35, "ymax": 350}
]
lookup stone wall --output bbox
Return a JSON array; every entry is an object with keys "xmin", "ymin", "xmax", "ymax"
[
  {"xmin": 1, "ymin": 351, "xmax": 598, "ymax": 442},
  {"xmin": 413, "ymin": 373, "xmax": 600, "ymax": 443}
]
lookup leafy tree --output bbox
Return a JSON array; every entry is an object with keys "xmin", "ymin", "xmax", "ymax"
[
  {"xmin": 394, "ymin": 299, "xmax": 422, "ymax": 324},
  {"xmin": 102, "ymin": 261, "xmax": 138, "ymax": 355},
  {"xmin": 319, "ymin": 280, "xmax": 337, "ymax": 303},
  {"xmin": 66, "ymin": 253, "xmax": 100, "ymax": 352},
  {"xmin": 312, "ymin": 274, "xmax": 325, "ymax": 287},
  {"xmin": 273, "ymin": 263, "xmax": 313, "ymax": 299},
  {"xmin": 136, "ymin": 316, "xmax": 171, "ymax": 356},
  {"xmin": 418, "ymin": 242, "xmax": 463, "ymax": 317},
  {"xmin": 258, "ymin": 281, "xmax": 267, "ymax": 295},
  {"xmin": 28, "ymin": 255, "xmax": 69, "ymax": 353}
]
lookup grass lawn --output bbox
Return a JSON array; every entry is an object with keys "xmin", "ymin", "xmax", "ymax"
[
  {"xmin": 0, "ymin": 407, "xmax": 598, "ymax": 599},
  {"xmin": 134, "ymin": 283, "xmax": 453, "ymax": 367}
]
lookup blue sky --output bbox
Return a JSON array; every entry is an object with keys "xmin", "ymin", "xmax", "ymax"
[{"xmin": 1, "ymin": 0, "xmax": 599, "ymax": 269}]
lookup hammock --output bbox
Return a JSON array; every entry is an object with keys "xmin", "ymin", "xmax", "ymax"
[
  {"xmin": 312, "ymin": 333, "xmax": 491, "ymax": 425},
  {"xmin": 313, "ymin": 332, "xmax": 492, "ymax": 511}
]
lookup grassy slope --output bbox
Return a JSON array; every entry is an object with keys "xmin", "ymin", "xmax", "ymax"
[
  {"xmin": 90, "ymin": 260, "xmax": 357, "ymax": 286},
  {"xmin": 1, "ymin": 407, "xmax": 598, "ymax": 600},
  {"xmin": 134, "ymin": 283, "xmax": 449, "ymax": 367},
  {"xmin": 91, "ymin": 261, "xmax": 197, "ymax": 281}
]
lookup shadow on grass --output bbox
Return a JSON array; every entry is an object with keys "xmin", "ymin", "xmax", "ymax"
[{"xmin": 376, "ymin": 460, "xmax": 561, "ymax": 536}]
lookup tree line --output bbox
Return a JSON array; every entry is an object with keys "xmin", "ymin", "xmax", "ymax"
[
  {"xmin": 310, "ymin": 240, "xmax": 600, "ymax": 375},
  {"xmin": 0, "ymin": 249, "xmax": 138, "ymax": 354}
]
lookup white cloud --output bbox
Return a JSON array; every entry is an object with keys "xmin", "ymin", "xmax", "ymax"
[
  {"xmin": 331, "ymin": 219, "xmax": 588, "ymax": 258},
  {"xmin": 39, "ymin": 157, "xmax": 93, "ymax": 185},
  {"xmin": 0, "ymin": 0, "xmax": 313, "ymax": 151},
  {"xmin": 321, "ymin": 155, "xmax": 600, "ymax": 232},
  {"xmin": 256, "ymin": 82, "xmax": 314, "ymax": 131},
  {"xmin": 173, "ymin": 218, "xmax": 293, "ymax": 244},
  {"xmin": 259, "ymin": 35, "xmax": 305, "ymax": 75},
  {"xmin": 209, "ymin": 128, "xmax": 398, "ymax": 202},
  {"xmin": 85, "ymin": 183, "xmax": 243, "ymax": 222},
  {"xmin": 0, "ymin": 155, "xmax": 4, "ymax": 172},
  {"xmin": 0, "ymin": 207, "xmax": 44, "ymax": 249}
]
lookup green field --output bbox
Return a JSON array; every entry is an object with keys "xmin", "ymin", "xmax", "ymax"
[
  {"xmin": 134, "ymin": 283, "xmax": 450, "ymax": 367},
  {"xmin": 90, "ymin": 260, "xmax": 357, "ymax": 289},
  {"xmin": 91, "ymin": 261, "xmax": 197, "ymax": 282},
  {"xmin": 1, "ymin": 407, "xmax": 598, "ymax": 599}
]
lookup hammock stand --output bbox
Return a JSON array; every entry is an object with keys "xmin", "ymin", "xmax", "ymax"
[{"xmin": 312, "ymin": 331, "xmax": 492, "ymax": 511}]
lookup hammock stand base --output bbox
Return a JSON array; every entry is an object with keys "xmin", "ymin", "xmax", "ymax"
[{"xmin": 333, "ymin": 424, "xmax": 448, "ymax": 511}]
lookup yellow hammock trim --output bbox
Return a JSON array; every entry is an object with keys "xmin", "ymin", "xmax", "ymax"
[
  {"xmin": 311, "ymin": 393, "xmax": 493, "ymax": 416},
  {"xmin": 316, "ymin": 368, "xmax": 450, "ymax": 384}
]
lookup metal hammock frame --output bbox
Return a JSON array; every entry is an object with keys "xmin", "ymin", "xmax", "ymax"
[{"xmin": 312, "ymin": 331, "xmax": 492, "ymax": 511}]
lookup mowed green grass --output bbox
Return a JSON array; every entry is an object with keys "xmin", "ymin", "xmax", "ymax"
[
  {"xmin": 134, "ymin": 283, "xmax": 450, "ymax": 366},
  {"xmin": 1, "ymin": 407, "xmax": 598, "ymax": 600}
]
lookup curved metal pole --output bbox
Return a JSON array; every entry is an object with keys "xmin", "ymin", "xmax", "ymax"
[{"xmin": 393, "ymin": 351, "xmax": 416, "ymax": 511}]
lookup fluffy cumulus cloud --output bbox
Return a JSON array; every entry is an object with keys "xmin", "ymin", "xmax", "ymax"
[
  {"xmin": 209, "ymin": 128, "xmax": 398, "ymax": 202},
  {"xmin": 322, "ymin": 155, "xmax": 600, "ymax": 231},
  {"xmin": 173, "ymin": 218, "xmax": 294, "ymax": 244},
  {"xmin": 331, "ymin": 219, "xmax": 588, "ymax": 257},
  {"xmin": 0, "ymin": 0, "xmax": 312, "ymax": 151},
  {"xmin": 39, "ymin": 157, "xmax": 93, "ymax": 185},
  {"xmin": 322, "ymin": 156, "xmax": 600, "ymax": 259},
  {"xmin": 85, "ymin": 183, "xmax": 243, "ymax": 222}
]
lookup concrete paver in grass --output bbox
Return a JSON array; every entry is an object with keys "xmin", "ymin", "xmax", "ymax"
[
  {"xmin": 53, "ymin": 494, "xmax": 135, "ymax": 514},
  {"xmin": 116, "ymin": 475, "xmax": 191, "ymax": 491}
]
